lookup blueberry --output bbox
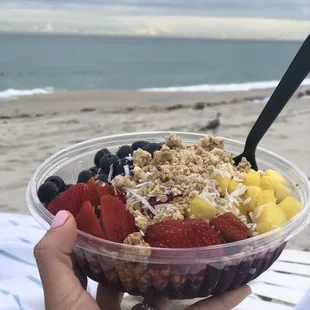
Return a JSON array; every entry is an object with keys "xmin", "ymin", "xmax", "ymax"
[
  {"xmin": 96, "ymin": 173, "xmax": 109, "ymax": 182},
  {"xmin": 131, "ymin": 140, "xmax": 150, "ymax": 151},
  {"xmin": 77, "ymin": 170, "xmax": 94, "ymax": 183},
  {"xmin": 115, "ymin": 158, "xmax": 134, "ymax": 176},
  {"xmin": 37, "ymin": 182, "xmax": 59, "ymax": 205},
  {"xmin": 44, "ymin": 175, "xmax": 66, "ymax": 192},
  {"xmin": 142, "ymin": 142, "xmax": 163, "ymax": 156},
  {"xmin": 94, "ymin": 148, "xmax": 111, "ymax": 167},
  {"xmin": 99, "ymin": 154, "xmax": 119, "ymax": 174},
  {"xmin": 116, "ymin": 145, "xmax": 133, "ymax": 159},
  {"xmin": 89, "ymin": 166, "xmax": 99, "ymax": 175}
]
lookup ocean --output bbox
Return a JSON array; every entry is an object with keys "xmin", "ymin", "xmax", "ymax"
[{"xmin": 0, "ymin": 33, "xmax": 309, "ymax": 99}]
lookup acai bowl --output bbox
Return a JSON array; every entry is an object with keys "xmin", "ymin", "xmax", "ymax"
[{"xmin": 26, "ymin": 131, "xmax": 310, "ymax": 299}]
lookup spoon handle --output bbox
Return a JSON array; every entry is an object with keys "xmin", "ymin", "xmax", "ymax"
[{"xmin": 244, "ymin": 34, "xmax": 310, "ymax": 152}]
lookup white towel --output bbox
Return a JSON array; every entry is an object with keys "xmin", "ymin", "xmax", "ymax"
[
  {"xmin": 0, "ymin": 213, "xmax": 98, "ymax": 310},
  {"xmin": 0, "ymin": 212, "xmax": 308, "ymax": 310}
]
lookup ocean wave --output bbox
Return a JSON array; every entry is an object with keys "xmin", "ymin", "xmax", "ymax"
[
  {"xmin": 140, "ymin": 79, "xmax": 310, "ymax": 93},
  {"xmin": 0, "ymin": 88, "xmax": 55, "ymax": 100}
]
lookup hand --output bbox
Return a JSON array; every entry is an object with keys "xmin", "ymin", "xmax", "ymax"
[{"xmin": 34, "ymin": 211, "xmax": 251, "ymax": 310}]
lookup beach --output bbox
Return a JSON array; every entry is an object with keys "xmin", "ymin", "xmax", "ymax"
[{"xmin": 1, "ymin": 87, "xmax": 310, "ymax": 254}]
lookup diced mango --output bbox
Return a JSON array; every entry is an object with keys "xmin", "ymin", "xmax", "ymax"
[
  {"xmin": 278, "ymin": 196, "xmax": 302, "ymax": 220},
  {"xmin": 260, "ymin": 175, "xmax": 277, "ymax": 191},
  {"xmin": 264, "ymin": 169, "xmax": 287, "ymax": 185},
  {"xmin": 260, "ymin": 176, "xmax": 291, "ymax": 202},
  {"xmin": 243, "ymin": 169, "xmax": 261, "ymax": 187},
  {"xmin": 257, "ymin": 190, "xmax": 276, "ymax": 207},
  {"xmin": 187, "ymin": 196, "xmax": 218, "ymax": 220},
  {"xmin": 214, "ymin": 175, "xmax": 230, "ymax": 196},
  {"xmin": 228, "ymin": 179, "xmax": 239, "ymax": 194},
  {"xmin": 253, "ymin": 202, "xmax": 287, "ymax": 233},
  {"xmin": 243, "ymin": 186, "xmax": 262, "ymax": 212},
  {"xmin": 274, "ymin": 183, "xmax": 291, "ymax": 202}
]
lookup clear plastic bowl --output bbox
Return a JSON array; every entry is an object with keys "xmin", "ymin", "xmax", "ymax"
[{"xmin": 26, "ymin": 132, "xmax": 310, "ymax": 299}]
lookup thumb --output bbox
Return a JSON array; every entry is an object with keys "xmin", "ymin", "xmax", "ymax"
[{"xmin": 34, "ymin": 211, "xmax": 98, "ymax": 310}]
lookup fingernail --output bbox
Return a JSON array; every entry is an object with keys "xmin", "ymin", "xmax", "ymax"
[{"xmin": 51, "ymin": 210, "xmax": 69, "ymax": 229}]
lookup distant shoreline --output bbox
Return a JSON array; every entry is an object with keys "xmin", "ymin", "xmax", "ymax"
[{"xmin": 0, "ymin": 31, "xmax": 304, "ymax": 43}]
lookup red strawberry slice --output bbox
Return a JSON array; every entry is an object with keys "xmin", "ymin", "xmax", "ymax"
[
  {"xmin": 100, "ymin": 195, "xmax": 135, "ymax": 243},
  {"xmin": 145, "ymin": 219, "xmax": 224, "ymax": 248},
  {"xmin": 76, "ymin": 201, "xmax": 105, "ymax": 239},
  {"xmin": 87, "ymin": 177, "xmax": 117, "ymax": 206},
  {"xmin": 47, "ymin": 183, "xmax": 90, "ymax": 217},
  {"xmin": 97, "ymin": 182, "xmax": 116, "ymax": 197},
  {"xmin": 210, "ymin": 212, "xmax": 248, "ymax": 242},
  {"xmin": 87, "ymin": 177, "xmax": 100, "ymax": 206}
]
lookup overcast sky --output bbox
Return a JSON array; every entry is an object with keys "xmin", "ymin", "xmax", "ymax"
[{"xmin": 0, "ymin": 0, "xmax": 309, "ymax": 39}]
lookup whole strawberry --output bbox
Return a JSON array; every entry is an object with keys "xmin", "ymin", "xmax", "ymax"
[
  {"xmin": 145, "ymin": 219, "xmax": 224, "ymax": 248},
  {"xmin": 210, "ymin": 212, "xmax": 248, "ymax": 242}
]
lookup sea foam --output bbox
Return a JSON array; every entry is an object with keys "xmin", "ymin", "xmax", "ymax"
[
  {"xmin": 140, "ymin": 79, "xmax": 310, "ymax": 93},
  {"xmin": 0, "ymin": 88, "xmax": 55, "ymax": 100}
]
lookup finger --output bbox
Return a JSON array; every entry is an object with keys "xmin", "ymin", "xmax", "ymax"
[
  {"xmin": 186, "ymin": 286, "xmax": 251, "ymax": 310},
  {"xmin": 96, "ymin": 284, "xmax": 123, "ymax": 310},
  {"xmin": 34, "ymin": 211, "xmax": 97, "ymax": 310}
]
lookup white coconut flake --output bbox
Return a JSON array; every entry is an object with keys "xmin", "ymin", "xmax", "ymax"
[
  {"xmin": 211, "ymin": 168, "xmax": 231, "ymax": 179},
  {"xmin": 127, "ymin": 190, "xmax": 158, "ymax": 215},
  {"xmin": 243, "ymin": 197, "xmax": 252, "ymax": 205},
  {"xmin": 107, "ymin": 164, "xmax": 114, "ymax": 183},
  {"xmin": 254, "ymin": 204, "xmax": 267, "ymax": 219},
  {"xmin": 126, "ymin": 154, "xmax": 133, "ymax": 161},
  {"xmin": 124, "ymin": 164, "xmax": 130, "ymax": 176},
  {"xmin": 230, "ymin": 185, "xmax": 247, "ymax": 197},
  {"xmin": 154, "ymin": 203, "xmax": 173, "ymax": 210}
]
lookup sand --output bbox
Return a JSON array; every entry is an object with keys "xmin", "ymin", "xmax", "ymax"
[
  {"xmin": 1, "ymin": 88, "xmax": 310, "ymax": 252},
  {"xmin": 1, "ymin": 87, "xmax": 310, "ymax": 308}
]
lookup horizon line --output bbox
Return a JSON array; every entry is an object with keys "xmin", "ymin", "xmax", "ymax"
[{"xmin": 0, "ymin": 30, "xmax": 304, "ymax": 43}]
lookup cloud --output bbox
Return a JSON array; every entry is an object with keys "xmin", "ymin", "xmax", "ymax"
[
  {"xmin": 1, "ymin": 0, "xmax": 309, "ymax": 20},
  {"xmin": 0, "ymin": 0, "xmax": 309, "ymax": 39}
]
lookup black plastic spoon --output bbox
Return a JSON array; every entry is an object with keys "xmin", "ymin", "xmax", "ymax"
[{"xmin": 234, "ymin": 34, "xmax": 310, "ymax": 170}]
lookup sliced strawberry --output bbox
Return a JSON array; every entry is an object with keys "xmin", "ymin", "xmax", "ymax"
[
  {"xmin": 97, "ymin": 182, "xmax": 115, "ymax": 197},
  {"xmin": 87, "ymin": 177, "xmax": 100, "ymax": 206},
  {"xmin": 210, "ymin": 212, "xmax": 248, "ymax": 242},
  {"xmin": 100, "ymin": 195, "xmax": 135, "ymax": 243},
  {"xmin": 145, "ymin": 219, "xmax": 224, "ymax": 248},
  {"xmin": 76, "ymin": 201, "xmax": 105, "ymax": 239},
  {"xmin": 87, "ymin": 177, "xmax": 117, "ymax": 206},
  {"xmin": 47, "ymin": 183, "xmax": 90, "ymax": 216}
]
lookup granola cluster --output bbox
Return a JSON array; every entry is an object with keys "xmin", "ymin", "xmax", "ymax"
[{"xmin": 112, "ymin": 134, "xmax": 251, "ymax": 236}]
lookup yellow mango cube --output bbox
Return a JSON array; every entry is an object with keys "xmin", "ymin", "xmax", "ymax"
[
  {"xmin": 257, "ymin": 190, "xmax": 276, "ymax": 207},
  {"xmin": 261, "ymin": 175, "xmax": 291, "ymax": 202},
  {"xmin": 228, "ymin": 179, "xmax": 239, "ymax": 194},
  {"xmin": 260, "ymin": 175, "xmax": 277, "ymax": 191},
  {"xmin": 243, "ymin": 186, "xmax": 262, "ymax": 212},
  {"xmin": 264, "ymin": 169, "xmax": 287, "ymax": 185},
  {"xmin": 274, "ymin": 183, "xmax": 291, "ymax": 202},
  {"xmin": 243, "ymin": 169, "xmax": 261, "ymax": 187},
  {"xmin": 253, "ymin": 202, "xmax": 287, "ymax": 233},
  {"xmin": 214, "ymin": 175, "xmax": 230, "ymax": 196},
  {"xmin": 188, "ymin": 196, "xmax": 218, "ymax": 220},
  {"xmin": 278, "ymin": 196, "xmax": 302, "ymax": 220}
]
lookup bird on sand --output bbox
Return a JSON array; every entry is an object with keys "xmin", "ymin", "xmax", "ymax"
[{"xmin": 200, "ymin": 112, "xmax": 221, "ymax": 131}]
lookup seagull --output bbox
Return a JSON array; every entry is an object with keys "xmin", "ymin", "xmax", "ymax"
[{"xmin": 200, "ymin": 112, "xmax": 221, "ymax": 132}]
